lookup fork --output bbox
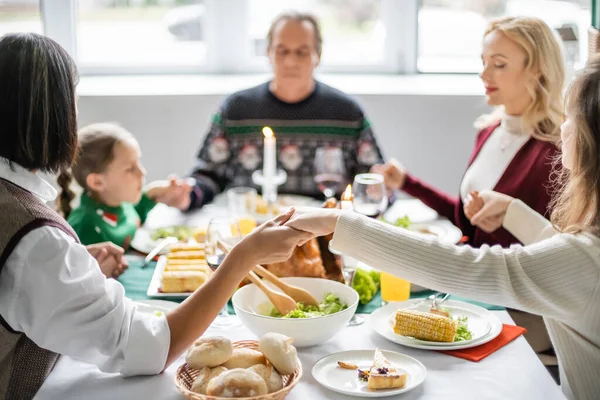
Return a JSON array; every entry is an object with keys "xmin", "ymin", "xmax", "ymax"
[{"xmin": 431, "ymin": 293, "xmax": 450, "ymax": 309}]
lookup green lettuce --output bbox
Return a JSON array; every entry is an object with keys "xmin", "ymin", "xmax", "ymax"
[{"xmin": 352, "ymin": 268, "xmax": 381, "ymax": 304}]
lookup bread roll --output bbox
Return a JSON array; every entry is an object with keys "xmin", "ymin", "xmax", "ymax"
[
  {"xmin": 222, "ymin": 348, "xmax": 266, "ymax": 369},
  {"xmin": 191, "ymin": 366, "xmax": 228, "ymax": 395},
  {"xmin": 186, "ymin": 336, "xmax": 233, "ymax": 368},
  {"xmin": 248, "ymin": 364, "xmax": 283, "ymax": 393},
  {"xmin": 206, "ymin": 368, "xmax": 268, "ymax": 398},
  {"xmin": 259, "ymin": 333, "xmax": 298, "ymax": 375}
]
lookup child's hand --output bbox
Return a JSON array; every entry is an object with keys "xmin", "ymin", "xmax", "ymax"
[
  {"xmin": 235, "ymin": 209, "xmax": 314, "ymax": 266},
  {"xmin": 87, "ymin": 242, "xmax": 129, "ymax": 279},
  {"xmin": 147, "ymin": 176, "xmax": 193, "ymax": 210}
]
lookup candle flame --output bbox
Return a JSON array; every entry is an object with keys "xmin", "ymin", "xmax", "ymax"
[
  {"xmin": 262, "ymin": 126, "xmax": 274, "ymax": 139},
  {"xmin": 341, "ymin": 184, "xmax": 353, "ymax": 201}
]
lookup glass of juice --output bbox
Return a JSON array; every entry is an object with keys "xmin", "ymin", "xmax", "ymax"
[
  {"xmin": 380, "ymin": 271, "xmax": 411, "ymax": 304},
  {"xmin": 227, "ymin": 186, "xmax": 258, "ymax": 235}
]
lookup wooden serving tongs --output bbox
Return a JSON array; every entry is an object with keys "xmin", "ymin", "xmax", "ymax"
[{"xmin": 216, "ymin": 240, "xmax": 319, "ymax": 316}]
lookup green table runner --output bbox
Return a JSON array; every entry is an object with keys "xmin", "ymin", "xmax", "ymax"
[{"xmin": 119, "ymin": 256, "xmax": 505, "ymax": 312}]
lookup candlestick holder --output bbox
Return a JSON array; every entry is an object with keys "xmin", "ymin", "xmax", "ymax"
[{"xmin": 251, "ymin": 169, "xmax": 288, "ymax": 209}]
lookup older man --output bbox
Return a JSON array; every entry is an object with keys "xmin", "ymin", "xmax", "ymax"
[{"xmin": 186, "ymin": 12, "xmax": 384, "ymax": 209}]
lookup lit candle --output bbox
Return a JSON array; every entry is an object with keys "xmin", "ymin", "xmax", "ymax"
[
  {"xmin": 262, "ymin": 126, "xmax": 276, "ymax": 183},
  {"xmin": 341, "ymin": 184, "xmax": 353, "ymax": 211}
]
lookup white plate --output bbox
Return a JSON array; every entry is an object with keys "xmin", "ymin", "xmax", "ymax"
[
  {"xmin": 130, "ymin": 227, "xmax": 163, "ymax": 255},
  {"xmin": 383, "ymin": 199, "xmax": 438, "ymax": 224},
  {"xmin": 386, "ymin": 306, "xmax": 491, "ymax": 347},
  {"xmin": 133, "ymin": 299, "xmax": 179, "ymax": 316},
  {"xmin": 131, "ymin": 226, "xmax": 203, "ymax": 256},
  {"xmin": 146, "ymin": 256, "xmax": 193, "ymax": 298},
  {"xmin": 311, "ymin": 349, "xmax": 426, "ymax": 397},
  {"xmin": 371, "ymin": 300, "xmax": 503, "ymax": 351},
  {"xmin": 131, "ymin": 227, "xmax": 188, "ymax": 256},
  {"xmin": 407, "ymin": 221, "xmax": 463, "ymax": 245}
]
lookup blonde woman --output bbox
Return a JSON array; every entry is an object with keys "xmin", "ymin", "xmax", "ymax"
[
  {"xmin": 283, "ymin": 57, "xmax": 600, "ymax": 400},
  {"xmin": 374, "ymin": 16, "xmax": 564, "ymax": 248}
]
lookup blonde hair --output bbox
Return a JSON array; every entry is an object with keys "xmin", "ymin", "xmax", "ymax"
[
  {"xmin": 475, "ymin": 17, "xmax": 565, "ymax": 142},
  {"xmin": 550, "ymin": 56, "xmax": 600, "ymax": 235},
  {"xmin": 58, "ymin": 123, "xmax": 135, "ymax": 218}
]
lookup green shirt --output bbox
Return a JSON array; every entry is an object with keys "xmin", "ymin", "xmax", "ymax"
[{"xmin": 67, "ymin": 192, "xmax": 156, "ymax": 249}]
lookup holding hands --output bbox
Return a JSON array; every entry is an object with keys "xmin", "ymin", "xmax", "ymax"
[
  {"xmin": 283, "ymin": 207, "xmax": 341, "ymax": 238},
  {"xmin": 86, "ymin": 242, "xmax": 128, "ymax": 279},
  {"xmin": 147, "ymin": 176, "xmax": 193, "ymax": 210},
  {"xmin": 237, "ymin": 209, "xmax": 315, "ymax": 265},
  {"xmin": 464, "ymin": 190, "xmax": 514, "ymax": 233}
]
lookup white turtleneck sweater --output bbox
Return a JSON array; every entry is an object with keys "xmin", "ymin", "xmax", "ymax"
[{"xmin": 460, "ymin": 115, "xmax": 530, "ymax": 201}]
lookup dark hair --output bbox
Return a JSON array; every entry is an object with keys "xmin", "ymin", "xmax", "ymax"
[
  {"xmin": 0, "ymin": 33, "xmax": 79, "ymax": 173},
  {"xmin": 58, "ymin": 123, "xmax": 135, "ymax": 218},
  {"xmin": 266, "ymin": 12, "xmax": 323, "ymax": 56}
]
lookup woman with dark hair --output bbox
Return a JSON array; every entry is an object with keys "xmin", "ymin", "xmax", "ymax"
[{"xmin": 0, "ymin": 33, "xmax": 310, "ymax": 398}]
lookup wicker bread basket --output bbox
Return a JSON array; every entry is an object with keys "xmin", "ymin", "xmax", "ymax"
[{"xmin": 174, "ymin": 340, "xmax": 302, "ymax": 400}]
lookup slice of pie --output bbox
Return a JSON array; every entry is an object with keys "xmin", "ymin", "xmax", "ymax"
[{"xmin": 367, "ymin": 348, "xmax": 407, "ymax": 391}]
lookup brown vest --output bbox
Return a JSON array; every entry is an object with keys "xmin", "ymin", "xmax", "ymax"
[{"xmin": 0, "ymin": 178, "xmax": 79, "ymax": 400}]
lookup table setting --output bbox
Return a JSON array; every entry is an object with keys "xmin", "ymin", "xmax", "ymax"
[{"xmin": 36, "ymin": 126, "xmax": 563, "ymax": 400}]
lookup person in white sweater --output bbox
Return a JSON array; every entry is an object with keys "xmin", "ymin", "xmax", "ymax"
[{"xmin": 283, "ymin": 57, "xmax": 600, "ymax": 400}]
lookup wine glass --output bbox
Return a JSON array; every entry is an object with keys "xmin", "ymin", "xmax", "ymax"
[
  {"xmin": 205, "ymin": 216, "xmax": 243, "ymax": 329},
  {"xmin": 342, "ymin": 255, "xmax": 365, "ymax": 326},
  {"xmin": 314, "ymin": 147, "xmax": 345, "ymax": 199},
  {"xmin": 352, "ymin": 173, "xmax": 388, "ymax": 219}
]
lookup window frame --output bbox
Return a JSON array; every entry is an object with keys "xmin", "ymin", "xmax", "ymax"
[{"xmin": 40, "ymin": 0, "xmax": 419, "ymax": 75}]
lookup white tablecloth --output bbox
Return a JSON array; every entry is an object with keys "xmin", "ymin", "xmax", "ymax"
[{"xmin": 35, "ymin": 312, "xmax": 565, "ymax": 400}]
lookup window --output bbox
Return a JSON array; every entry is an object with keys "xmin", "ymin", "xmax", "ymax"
[
  {"xmin": 76, "ymin": 0, "xmax": 206, "ymax": 71},
  {"xmin": 246, "ymin": 0, "xmax": 385, "ymax": 66},
  {"xmin": 0, "ymin": 0, "xmax": 43, "ymax": 37},
  {"xmin": 418, "ymin": 0, "xmax": 591, "ymax": 73},
  {"xmin": 10, "ymin": 0, "xmax": 592, "ymax": 74},
  {"xmin": 37, "ymin": 0, "xmax": 415, "ymax": 74}
]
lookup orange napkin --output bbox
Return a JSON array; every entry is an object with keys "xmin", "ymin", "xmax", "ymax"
[{"xmin": 440, "ymin": 324, "xmax": 527, "ymax": 362}]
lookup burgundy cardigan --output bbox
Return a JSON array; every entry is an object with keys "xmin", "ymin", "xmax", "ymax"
[{"xmin": 402, "ymin": 123, "xmax": 560, "ymax": 248}]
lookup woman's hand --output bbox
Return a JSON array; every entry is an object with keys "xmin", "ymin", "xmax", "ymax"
[
  {"xmin": 371, "ymin": 159, "xmax": 407, "ymax": 191},
  {"xmin": 283, "ymin": 207, "xmax": 342, "ymax": 238},
  {"xmin": 147, "ymin": 176, "xmax": 193, "ymax": 210},
  {"xmin": 468, "ymin": 190, "xmax": 514, "ymax": 233},
  {"xmin": 234, "ymin": 209, "xmax": 314, "ymax": 266},
  {"xmin": 463, "ymin": 191, "xmax": 484, "ymax": 220},
  {"xmin": 86, "ymin": 242, "xmax": 128, "ymax": 278}
]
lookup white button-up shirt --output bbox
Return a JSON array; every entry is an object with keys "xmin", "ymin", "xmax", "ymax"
[{"xmin": 0, "ymin": 159, "xmax": 170, "ymax": 376}]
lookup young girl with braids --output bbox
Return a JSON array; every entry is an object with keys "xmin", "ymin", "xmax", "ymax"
[{"xmin": 58, "ymin": 123, "xmax": 192, "ymax": 250}]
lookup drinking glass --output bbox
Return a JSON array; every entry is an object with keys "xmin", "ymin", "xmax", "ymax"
[
  {"xmin": 352, "ymin": 173, "xmax": 388, "ymax": 219},
  {"xmin": 227, "ymin": 186, "xmax": 258, "ymax": 235},
  {"xmin": 314, "ymin": 147, "xmax": 345, "ymax": 199},
  {"xmin": 205, "ymin": 216, "xmax": 243, "ymax": 328}
]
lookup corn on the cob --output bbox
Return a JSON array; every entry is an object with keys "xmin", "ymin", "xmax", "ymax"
[{"xmin": 393, "ymin": 309, "xmax": 457, "ymax": 342}]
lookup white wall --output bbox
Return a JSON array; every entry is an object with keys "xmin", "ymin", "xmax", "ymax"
[{"xmin": 77, "ymin": 78, "xmax": 490, "ymax": 195}]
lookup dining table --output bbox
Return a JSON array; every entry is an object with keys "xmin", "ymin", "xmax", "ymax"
[{"xmin": 35, "ymin": 197, "xmax": 566, "ymax": 399}]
